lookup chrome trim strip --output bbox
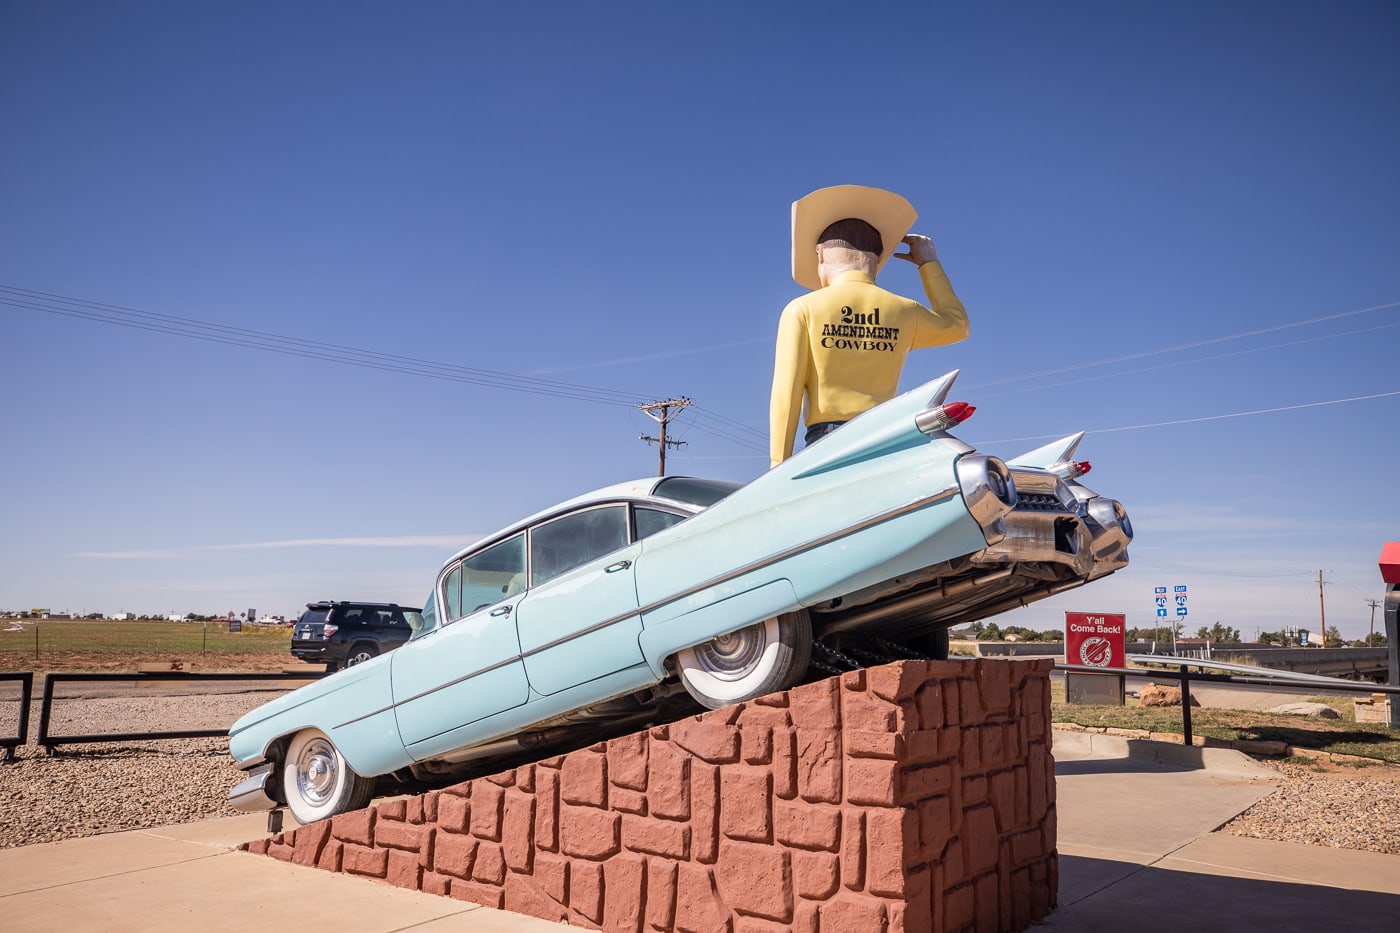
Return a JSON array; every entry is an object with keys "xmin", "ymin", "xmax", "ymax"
[
  {"xmin": 335, "ymin": 484, "xmax": 961, "ymax": 730},
  {"xmin": 334, "ymin": 654, "xmax": 525, "ymax": 729},
  {"xmin": 646, "ymin": 485, "xmax": 961, "ymax": 612},
  {"xmin": 519, "ymin": 484, "xmax": 962, "ymax": 659}
]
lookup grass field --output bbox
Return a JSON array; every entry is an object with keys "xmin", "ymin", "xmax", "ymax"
[{"xmin": 0, "ymin": 619, "xmax": 295, "ymax": 673}]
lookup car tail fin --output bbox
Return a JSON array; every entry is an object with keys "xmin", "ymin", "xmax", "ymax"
[
  {"xmin": 1008, "ymin": 432, "xmax": 1086, "ymax": 472},
  {"xmin": 789, "ymin": 371, "xmax": 963, "ymax": 479}
]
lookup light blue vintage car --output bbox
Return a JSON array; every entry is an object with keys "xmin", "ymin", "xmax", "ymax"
[{"xmin": 229, "ymin": 370, "xmax": 1131, "ymax": 822}]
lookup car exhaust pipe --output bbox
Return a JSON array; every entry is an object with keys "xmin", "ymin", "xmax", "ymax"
[{"xmin": 229, "ymin": 766, "xmax": 278, "ymax": 812}]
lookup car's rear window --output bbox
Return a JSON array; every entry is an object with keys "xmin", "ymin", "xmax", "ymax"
[
  {"xmin": 635, "ymin": 506, "xmax": 687, "ymax": 541},
  {"xmin": 652, "ymin": 477, "xmax": 740, "ymax": 509},
  {"xmin": 299, "ymin": 608, "xmax": 330, "ymax": 626}
]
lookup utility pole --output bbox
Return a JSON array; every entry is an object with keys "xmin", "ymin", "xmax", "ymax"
[
  {"xmin": 1317, "ymin": 570, "xmax": 1328, "ymax": 647},
  {"xmin": 1366, "ymin": 598, "xmax": 1382, "ymax": 648},
  {"xmin": 638, "ymin": 398, "xmax": 691, "ymax": 477}
]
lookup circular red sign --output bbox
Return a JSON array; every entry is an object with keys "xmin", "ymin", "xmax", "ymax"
[{"xmin": 1079, "ymin": 636, "xmax": 1112, "ymax": 667}]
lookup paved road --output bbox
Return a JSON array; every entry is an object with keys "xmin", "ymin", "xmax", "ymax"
[{"xmin": 1051, "ymin": 669, "xmax": 1370, "ymax": 711}]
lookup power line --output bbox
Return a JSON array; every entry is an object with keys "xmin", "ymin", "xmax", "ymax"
[
  {"xmin": 688, "ymin": 405, "xmax": 767, "ymax": 442},
  {"xmin": 0, "ymin": 285, "xmax": 652, "ymax": 408},
  {"xmin": 964, "ymin": 299, "xmax": 1400, "ymax": 391},
  {"xmin": 969, "ymin": 319, "xmax": 1400, "ymax": 402},
  {"xmin": 3, "ymin": 282, "xmax": 778, "ymax": 455},
  {"xmin": 676, "ymin": 299, "xmax": 1400, "ymax": 448},
  {"xmin": 981, "ymin": 389, "xmax": 1399, "ymax": 445},
  {"xmin": 6, "ymin": 283, "xmax": 1398, "ymax": 455}
]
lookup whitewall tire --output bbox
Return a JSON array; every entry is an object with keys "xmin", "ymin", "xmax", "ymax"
[
  {"xmin": 281, "ymin": 728, "xmax": 376, "ymax": 824},
  {"xmin": 676, "ymin": 610, "xmax": 812, "ymax": 709}
]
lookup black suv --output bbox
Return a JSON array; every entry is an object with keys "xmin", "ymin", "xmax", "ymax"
[{"xmin": 289, "ymin": 601, "xmax": 422, "ymax": 671}]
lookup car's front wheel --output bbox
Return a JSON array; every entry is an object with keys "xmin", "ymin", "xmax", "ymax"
[
  {"xmin": 281, "ymin": 728, "xmax": 376, "ymax": 823},
  {"xmin": 676, "ymin": 610, "xmax": 812, "ymax": 709}
]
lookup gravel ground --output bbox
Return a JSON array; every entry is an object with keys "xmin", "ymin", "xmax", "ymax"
[
  {"xmin": 0, "ymin": 688, "xmax": 280, "ymax": 849},
  {"xmin": 4, "ymin": 692, "xmax": 1400, "ymax": 855},
  {"xmin": 1222, "ymin": 757, "xmax": 1400, "ymax": 855},
  {"xmin": 0, "ymin": 738, "xmax": 247, "ymax": 848}
]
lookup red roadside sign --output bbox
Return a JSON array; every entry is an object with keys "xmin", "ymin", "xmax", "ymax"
[
  {"xmin": 1379, "ymin": 542, "xmax": 1400, "ymax": 584},
  {"xmin": 1065, "ymin": 611, "xmax": 1126, "ymax": 668}
]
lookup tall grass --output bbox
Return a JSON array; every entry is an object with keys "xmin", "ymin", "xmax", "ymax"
[{"xmin": 0, "ymin": 619, "xmax": 291, "ymax": 666}]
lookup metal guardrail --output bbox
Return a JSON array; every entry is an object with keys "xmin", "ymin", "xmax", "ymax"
[
  {"xmin": 1124, "ymin": 653, "xmax": 1376, "ymax": 685},
  {"xmin": 1056, "ymin": 662, "xmax": 1400, "ymax": 746},
  {"xmin": 34, "ymin": 670, "xmax": 326, "ymax": 755},
  {"xmin": 1, "ymin": 672, "xmax": 34, "ymax": 762}
]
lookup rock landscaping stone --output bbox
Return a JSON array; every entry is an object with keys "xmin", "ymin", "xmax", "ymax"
[{"xmin": 1265, "ymin": 702, "xmax": 1342, "ymax": 719}]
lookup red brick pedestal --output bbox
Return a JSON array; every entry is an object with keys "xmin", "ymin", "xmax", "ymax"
[{"xmin": 244, "ymin": 658, "xmax": 1056, "ymax": 931}]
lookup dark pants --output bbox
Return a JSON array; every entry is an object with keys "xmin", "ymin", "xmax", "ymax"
[{"xmin": 805, "ymin": 421, "xmax": 846, "ymax": 446}]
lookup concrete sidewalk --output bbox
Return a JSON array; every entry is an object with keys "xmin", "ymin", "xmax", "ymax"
[
  {"xmin": 1045, "ymin": 730, "xmax": 1400, "ymax": 932},
  {"xmin": 2, "ymin": 729, "xmax": 1398, "ymax": 931},
  {"xmin": 0, "ymin": 813, "xmax": 570, "ymax": 931}
]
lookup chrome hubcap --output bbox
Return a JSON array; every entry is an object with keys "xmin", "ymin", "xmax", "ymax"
[
  {"xmin": 295, "ymin": 737, "xmax": 339, "ymax": 806},
  {"xmin": 693, "ymin": 623, "xmax": 768, "ymax": 682}
]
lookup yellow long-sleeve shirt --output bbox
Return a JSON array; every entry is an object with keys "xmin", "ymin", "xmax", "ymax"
[{"xmin": 769, "ymin": 262, "xmax": 969, "ymax": 467}]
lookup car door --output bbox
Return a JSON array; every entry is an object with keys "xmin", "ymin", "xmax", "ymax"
[
  {"xmin": 391, "ymin": 533, "xmax": 531, "ymax": 756},
  {"xmin": 514, "ymin": 504, "xmax": 644, "ymax": 695}
]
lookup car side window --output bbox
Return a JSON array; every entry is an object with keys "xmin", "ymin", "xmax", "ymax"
[
  {"xmin": 634, "ymin": 506, "xmax": 687, "ymax": 541},
  {"xmin": 443, "ymin": 533, "xmax": 526, "ymax": 624},
  {"xmin": 442, "ymin": 564, "xmax": 463, "ymax": 620},
  {"xmin": 530, "ymin": 505, "xmax": 628, "ymax": 587}
]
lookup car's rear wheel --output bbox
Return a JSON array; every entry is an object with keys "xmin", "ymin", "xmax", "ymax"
[
  {"xmin": 346, "ymin": 644, "xmax": 378, "ymax": 667},
  {"xmin": 676, "ymin": 610, "xmax": 812, "ymax": 709},
  {"xmin": 281, "ymin": 728, "xmax": 375, "ymax": 823}
]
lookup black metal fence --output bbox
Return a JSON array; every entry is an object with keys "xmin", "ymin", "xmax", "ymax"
[
  {"xmin": 0, "ymin": 670, "xmax": 326, "ymax": 757},
  {"xmin": 0, "ymin": 672, "xmax": 34, "ymax": 762},
  {"xmin": 4, "ymin": 664, "xmax": 1395, "ymax": 761},
  {"xmin": 1057, "ymin": 662, "xmax": 1400, "ymax": 745}
]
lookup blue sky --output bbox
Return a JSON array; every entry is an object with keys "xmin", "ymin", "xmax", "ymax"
[{"xmin": 2, "ymin": 2, "xmax": 1396, "ymax": 641}]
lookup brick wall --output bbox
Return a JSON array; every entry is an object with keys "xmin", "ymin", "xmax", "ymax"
[{"xmin": 244, "ymin": 658, "xmax": 1056, "ymax": 931}]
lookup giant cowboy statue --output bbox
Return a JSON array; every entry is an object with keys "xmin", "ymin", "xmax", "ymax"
[{"xmin": 769, "ymin": 185, "xmax": 970, "ymax": 468}]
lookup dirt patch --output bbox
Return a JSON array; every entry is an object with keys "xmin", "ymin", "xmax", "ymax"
[
  {"xmin": 2, "ymin": 652, "xmax": 313, "ymax": 676},
  {"xmin": 1276, "ymin": 751, "xmax": 1400, "ymax": 782}
]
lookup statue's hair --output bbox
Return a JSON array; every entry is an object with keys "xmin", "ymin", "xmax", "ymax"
[{"xmin": 817, "ymin": 217, "xmax": 883, "ymax": 256}]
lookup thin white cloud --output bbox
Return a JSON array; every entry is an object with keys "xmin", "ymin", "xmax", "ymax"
[{"xmin": 77, "ymin": 535, "xmax": 476, "ymax": 560}]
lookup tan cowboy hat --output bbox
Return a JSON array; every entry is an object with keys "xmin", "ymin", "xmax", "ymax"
[{"xmin": 791, "ymin": 184, "xmax": 918, "ymax": 290}]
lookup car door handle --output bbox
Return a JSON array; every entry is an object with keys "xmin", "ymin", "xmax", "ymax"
[
  {"xmin": 490, "ymin": 605, "xmax": 513, "ymax": 617},
  {"xmin": 605, "ymin": 560, "xmax": 632, "ymax": 573}
]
